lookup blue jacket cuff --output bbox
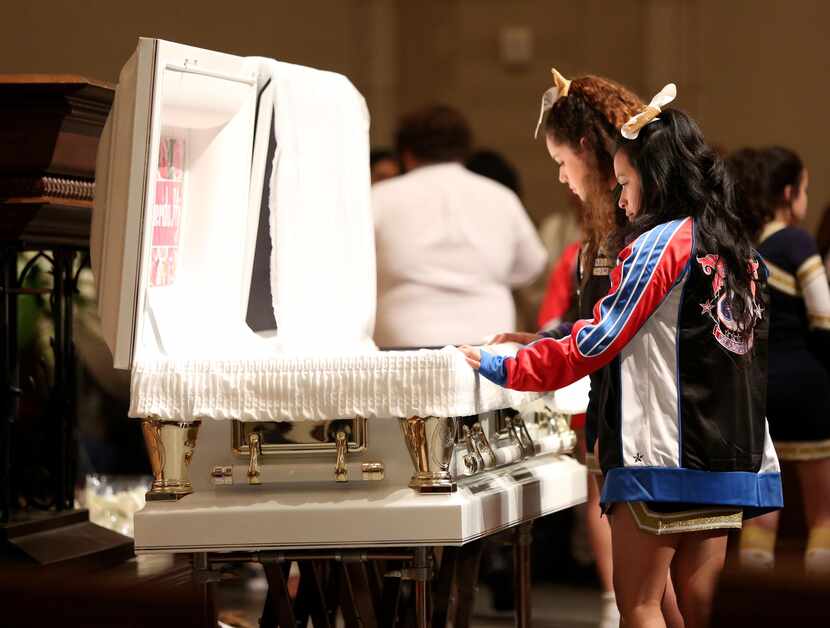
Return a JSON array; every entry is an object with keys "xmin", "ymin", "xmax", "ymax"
[{"xmin": 479, "ymin": 350, "xmax": 509, "ymax": 386}]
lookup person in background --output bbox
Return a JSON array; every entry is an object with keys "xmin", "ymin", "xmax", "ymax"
[
  {"xmin": 537, "ymin": 235, "xmax": 582, "ymax": 331},
  {"xmin": 466, "ymin": 149, "xmax": 523, "ymax": 197},
  {"xmin": 370, "ymin": 147, "xmax": 401, "ymax": 184},
  {"xmin": 730, "ymin": 146, "xmax": 830, "ymax": 573},
  {"xmin": 463, "ymin": 99, "xmax": 783, "ymax": 628},
  {"xmin": 372, "ymin": 104, "xmax": 547, "ymax": 348},
  {"xmin": 814, "ymin": 202, "xmax": 830, "ymax": 277}
]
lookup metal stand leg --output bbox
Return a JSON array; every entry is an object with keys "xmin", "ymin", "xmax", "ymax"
[
  {"xmin": 380, "ymin": 560, "xmax": 403, "ymax": 628},
  {"xmin": 261, "ymin": 558, "xmax": 296, "ymax": 628},
  {"xmin": 343, "ymin": 562, "xmax": 379, "ymax": 628},
  {"xmin": 367, "ymin": 560, "xmax": 384, "ymax": 615},
  {"xmin": 513, "ymin": 522, "xmax": 533, "ymax": 628},
  {"xmin": 414, "ymin": 547, "xmax": 430, "ymax": 628},
  {"xmin": 453, "ymin": 541, "xmax": 484, "ymax": 628},
  {"xmin": 295, "ymin": 560, "xmax": 331, "ymax": 628},
  {"xmin": 192, "ymin": 553, "xmax": 218, "ymax": 628},
  {"xmin": 431, "ymin": 547, "xmax": 459, "ymax": 627},
  {"xmin": 338, "ymin": 563, "xmax": 361, "ymax": 628},
  {"xmin": 324, "ymin": 560, "xmax": 342, "ymax": 626}
]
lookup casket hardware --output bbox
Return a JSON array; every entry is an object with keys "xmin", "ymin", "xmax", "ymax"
[
  {"xmin": 554, "ymin": 413, "xmax": 572, "ymax": 435},
  {"xmin": 534, "ymin": 410, "xmax": 552, "ymax": 436},
  {"xmin": 507, "ymin": 416, "xmax": 535, "ymax": 459},
  {"xmin": 141, "ymin": 418, "xmax": 202, "ymax": 501},
  {"xmin": 231, "ymin": 418, "xmax": 367, "ymax": 455},
  {"xmin": 334, "ymin": 430, "xmax": 348, "ymax": 482},
  {"xmin": 247, "ymin": 431, "xmax": 263, "ymax": 485},
  {"xmin": 361, "ymin": 462, "xmax": 385, "ymax": 481},
  {"xmin": 471, "ymin": 423, "xmax": 497, "ymax": 468},
  {"xmin": 461, "ymin": 425, "xmax": 484, "ymax": 473},
  {"xmin": 399, "ymin": 416, "xmax": 458, "ymax": 493},
  {"xmin": 210, "ymin": 465, "xmax": 233, "ymax": 486}
]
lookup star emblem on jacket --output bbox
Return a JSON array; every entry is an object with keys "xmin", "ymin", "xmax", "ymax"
[
  {"xmin": 634, "ymin": 453, "xmax": 644, "ymax": 463},
  {"xmin": 700, "ymin": 299, "xmax": 715, "ymax": 316}
]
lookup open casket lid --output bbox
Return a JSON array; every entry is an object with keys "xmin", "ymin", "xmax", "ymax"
[
  {"xmin": 91, "ymin": 39, "xmax": 576, "ymax": 423},
  {"xmin": 91, "ymin": 39, "xmax": 267, "ymax": 370}
]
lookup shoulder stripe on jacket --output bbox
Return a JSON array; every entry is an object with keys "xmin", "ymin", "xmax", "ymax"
[
  {"xmin": 476, "ymin": 217, "xmax": 693, "ymax": 392},
  {"xmin": 576, "ymin": 218, "xmax": 690, "ymax": 357}
]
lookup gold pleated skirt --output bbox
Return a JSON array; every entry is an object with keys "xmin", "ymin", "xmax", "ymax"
[{"xmin": 625, "ymin": 501, "xmax": 743, "ymax": 535}]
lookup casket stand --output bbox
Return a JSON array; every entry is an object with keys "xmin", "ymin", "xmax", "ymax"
[{"xmin": 92, "ymin": 38, "xmax": 588, "ymax": 627}]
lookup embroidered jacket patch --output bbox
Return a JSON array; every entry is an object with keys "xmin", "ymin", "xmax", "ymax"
[{"xmin": 696, "ymin": 255, "xmax": 761, "ymax": 355}]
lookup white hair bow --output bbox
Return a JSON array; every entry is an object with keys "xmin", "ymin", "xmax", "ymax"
[
  {"xmin": 621, "ymin": 83, "xmax": 677, "ymax": 140},
  {"xmin": 533, "ymin": 68, "xmax": 571, "ymax": 139}
]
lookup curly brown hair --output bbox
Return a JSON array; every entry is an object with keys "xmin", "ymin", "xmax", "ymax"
[{"xmin": 544, "ymin": 76, "xmax": 643, "ymax": 277}]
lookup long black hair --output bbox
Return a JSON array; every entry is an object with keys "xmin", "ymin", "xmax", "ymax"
[
  {"xmin": 762, "ymin": 146, "xmax": 804, "ymax": 213},
  {"xmin": 729, "ymin": 146, "xmax": 805, "ymax": 242},
  {"xmin": 727, "ymin": 147, "xmax": 770, "ymax": 241},
  {"xmin": 614, "ymin": 108, "xmax": 760, "ymax": 332}
]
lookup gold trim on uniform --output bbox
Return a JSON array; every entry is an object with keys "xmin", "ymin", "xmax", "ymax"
[
  {"xmin": 797, "ymin": 255, "xmax": 825, "ymax": 286},
  {"xmin": 808, "ymin": 312, "xmax": 830, "ymax": 330},
  {"xmin": 592, "ymin": 256, "xmax": 614, "ymax": 277},
  {"xmin": 626, "ymin": 501, "xmax": 743, "ymax": 535},
  {"xmin": 764, "ymin": 260, "xmax": 799, "ymax": 296},
  {"xmin": 759, "ymin": 220, "xmax": 788, "ymax": 245},
  {"xmin": 774, "ymin": 438, "xmax": 830, "ymax": 461},
  {"xmin": 584, "ymin": 452, "xmax": 602, "ymax": 475}
]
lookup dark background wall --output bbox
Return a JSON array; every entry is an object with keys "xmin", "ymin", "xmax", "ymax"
[{"xmin": 3, "ymin": 0, "xmax": 827, "ymax": 228}]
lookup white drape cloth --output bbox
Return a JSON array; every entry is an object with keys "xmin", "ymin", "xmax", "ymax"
[
  {"xmin": 256, "ymin": 59, "xmax": 377, "ymax": 355},
  {"xmin": 130, "ymin": 347, "xmax": 545, "ymax": 421}
]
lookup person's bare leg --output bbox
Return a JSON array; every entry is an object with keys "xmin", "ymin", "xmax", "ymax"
[
  {"xmin": 671, "ymin": 529, "xmax": 728, "ymax": 628},
  {"xmin": 796, "ymin": 458, "xmax": 830, "ymax": 573},
  {"xmin": 587, "ymin": 473, "xmax": 620, "ymax": 628},
  {"xmin": 739, "ymin": 510, "xmax": 779, "ymax": 569},
  {"xmin": 610, "ymin": 504, "xmax": 678, "ymax": 628},
  {"xmin": 586, "ymin": 473, "xmax": 615, "ymax": 592},
  {"xmin": 577, "ymin": 431, "xmax": 619, "ymax": 626},
  {"xmin": 661, "ymin": 570, "xmax": 684, "ymax": 628}
]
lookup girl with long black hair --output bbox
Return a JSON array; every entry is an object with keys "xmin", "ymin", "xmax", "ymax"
[{"xmin": 461, "ymin": 88, "xmax": 782, "ymax": 628}]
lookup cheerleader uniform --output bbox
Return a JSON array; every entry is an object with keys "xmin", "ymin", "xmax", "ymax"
[
  {"xmin": 578, "ymin": 248, "xmax": 614, "ymax": 474},
  {"xmin": 479, "ymin": 217, "xmax": 783, "ymax": 533},
  {"xmin": 758, "ymin": 220, "xmax": 830, "ymax": 459},
  {"xmin": 538, "ymin": 244, "xmax": 613, "ymax": 471}
]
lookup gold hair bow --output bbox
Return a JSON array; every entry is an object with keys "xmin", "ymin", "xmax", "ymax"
[
  {"xmin": 620, "ymin": 83, "xmax": 677, "ymax": 140},
  {"xmin": 533, "ymin": 68, "xmax": 572, "ymax": 139}
]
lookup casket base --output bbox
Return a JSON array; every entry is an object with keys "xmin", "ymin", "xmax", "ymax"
[{"xmin": 133, "ymin": 453, "xmax": 586, "ymax": 553}]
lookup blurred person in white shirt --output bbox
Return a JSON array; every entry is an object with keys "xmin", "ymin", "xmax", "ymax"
[{"xmin": 372, "ymin": 104, "xmax": 547, "ymax": 348}]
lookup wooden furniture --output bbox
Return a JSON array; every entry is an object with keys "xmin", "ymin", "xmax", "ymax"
[{"xmin": 0, "ymin": 74, "xmax": 133, "ymax": 567}]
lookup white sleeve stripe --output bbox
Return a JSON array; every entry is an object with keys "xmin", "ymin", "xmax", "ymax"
[{"xmin": 576, "ymin": 218, "xmax": 688, "ymax": 357}]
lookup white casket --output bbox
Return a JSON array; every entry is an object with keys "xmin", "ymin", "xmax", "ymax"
[{"xmin": 92, "ymin": 37, "xmax": 587, "ymax": 553}]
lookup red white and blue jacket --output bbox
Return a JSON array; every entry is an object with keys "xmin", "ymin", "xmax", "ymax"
[{"xmin": 479, "ymin": 217, "xmax": 782, "ymax": 515}]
